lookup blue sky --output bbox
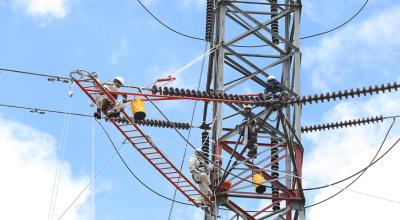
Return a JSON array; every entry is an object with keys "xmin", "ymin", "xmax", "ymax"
[{"xmin": 1, "ymin": 0, "xmax": 400, "ymax": 219}]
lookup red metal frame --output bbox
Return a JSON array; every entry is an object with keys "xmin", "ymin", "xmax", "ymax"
[
  {"xmin": 74, "ymin": 75, "xmax": 212, "ymax": 207},
  {"xmin": 217, "ymin": 141, "xmax": 303, "ymax": 219},
  {"xmin": 73, "ymin": 74, "xmax": 305, "ymax": 218},
  {"xmin": 85, "ymin": 88, "xmax": 257, "ymax": 104}
]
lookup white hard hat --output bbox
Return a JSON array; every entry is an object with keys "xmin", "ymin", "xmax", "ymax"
[
  {"xmin": 114, "ymin": 76, "xmax": 125, "ymax": 85},
  {"xmin": 267, "ymin": 75, "xmax": 276, "ymax": 82},
  {"xmin": 243, "ymin": 104, "xmax": 252, "ymax": 109}
]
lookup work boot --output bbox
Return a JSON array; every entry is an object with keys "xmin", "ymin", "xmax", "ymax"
[
  {"xmin": 94, "ymin": 109, "xmax": 102, "ymax": 119},
  {"xmin": 247, "ymin": 146, "xmax": 258, "ymax": 159},
  {"xmin": 247, "ymin": 150, "xmax": 257, "ymax": 159}
]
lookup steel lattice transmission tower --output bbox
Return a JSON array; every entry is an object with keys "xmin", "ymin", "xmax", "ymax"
[{"xmin": 201, "ymin": 0, "xmax": 305, "ymax": 219}]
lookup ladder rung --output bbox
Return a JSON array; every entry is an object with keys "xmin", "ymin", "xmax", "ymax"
[
  {"xmin": 149, "ymin": 157, "xmax": 163, "ymax": 160},
  {"xmin": 164, "ymin": 171, "xmax": 178, "ymax": 175},
  {"xmin": 188, "ymin": 194, "xmax": 200, "ymax": 196},
  {"xmin": 160, "ymin": 167, "xmax": 173, "ymax": 170},
  {"xmin": 134, "ymin": 141, "xmax": 148, "ymax": 145},
  {"xmin": 124, "ymin": 130, "xmax": 138, "ymax": 133},
  {"xmin": 154, "ymin": 162, "xmax": 169, "ymax": 165},
  {"xmin": 145, "ymin": 152, "xmax": 159, "ymax": 155},
  {"xmin": 183, "ymin": 188, "xmax": 196, "ymax": 190},
  {"xmin": 170, "ymin": 176, "xmax": 182, "ymax": 179},
  {"xmin": 174, "ymin": 180, "xmax": 187, "ymax": 184},
  {"xmin": 139, "ymin": 147, "xmax": 154, "ymax": 150}
]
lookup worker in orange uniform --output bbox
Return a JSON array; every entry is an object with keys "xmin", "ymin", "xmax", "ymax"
[
  {"xmin": 188, "ymin": 149, "xmax": 213, "ymax": 197},
  {"xmin": 94, "ymin": 76, "xmax": 127, "ymax": 119},
  {"xmin": 242, "ymin": 104, "xmax": 258, "ymax": 158}
]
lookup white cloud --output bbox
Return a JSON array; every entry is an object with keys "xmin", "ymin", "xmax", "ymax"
[
  {"xmin": 12, "ymin": 0, "xmax": 70, "ymax": 20},
  {"xmin": 303, "ymin": 4, "xmax": 400, "ymax": 91},
  {"xmin": 0, "ymin": 116, "xmax": 90, "ymax": 219},
  {"xmin": 303, "ymin": 93, "xmax": 400, "ymax": 219}
]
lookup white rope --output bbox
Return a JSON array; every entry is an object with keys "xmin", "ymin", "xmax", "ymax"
[
  {"xmin": 48, "ymin": 95, "xmax": 73, "ymax": 220},
  {"xmin": 91, "ymin": 117, "xmax": 96, "ymax": 220},
  {"xmin": 148, "ymin": 43, "xmax": 221, "ymax": 87}
]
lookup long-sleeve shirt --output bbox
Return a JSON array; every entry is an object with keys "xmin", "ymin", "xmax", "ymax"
[
  {"xmin": 264, "ymin": 79, "xmax": 284, "ymax": 95},
  {"xmin": 188, "ymin": 154, "xmax": 210, "ymax": 174}
]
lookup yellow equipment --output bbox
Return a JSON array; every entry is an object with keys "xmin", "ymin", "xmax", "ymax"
[
  {"xmin": 131, "ymin": 98, "xmax": 146, "ymax": 120},
  {"xmin": 253, "ymin": 173, "xmax": 266, "ymax": 194}
]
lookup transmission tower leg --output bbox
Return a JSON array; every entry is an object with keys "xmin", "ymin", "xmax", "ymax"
[
  {"xmin": 293, "ymin": 1, "xmax": 305, "ymax": 219},
  {"xmin": 209, "ymin": 0, "xmax": 226, "ymax": 219}
]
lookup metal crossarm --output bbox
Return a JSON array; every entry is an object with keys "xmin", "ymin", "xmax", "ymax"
[{"xmin": 73, "ymin": 74, "xmax": 212, "ymax": 207}]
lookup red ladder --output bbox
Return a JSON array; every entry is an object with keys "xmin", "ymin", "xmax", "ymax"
[{"xmin": 73, "ymin": 74, "xmax": 212, "ymax": 207}]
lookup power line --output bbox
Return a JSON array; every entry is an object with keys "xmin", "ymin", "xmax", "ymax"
[
  {"xmin": 302, "ymin": 125, "xmax": 400, "ymax": 192},
  {"xmin": 135, "ymin": 0, "xmax": 206, "ymax": 41},
  {"xmin": 3, "ymin": 101, "xmax": 400, "ymax": 193},
  {"xmin": 149, "ymin": 128, "xmax": 400, "ymax": 206},
  {"xmin": 96, "ymin": 116, "xmax": 275, "ymax": 213},
  {"xmin": 0, "ymin": 103, "xmax": 92, "ymax": 118},
  {"xmin": 0, "ymin": 67, "xmax": 70, "ymax": 82},
  {"xmin": 305, "ymin": 118, "xmax": 396, "ymax": 208},
  {"xmin": 95, "ymin": 119, "xmax": 195, "ymax": 206},
  {"xmin": 301, "ymin": 0, "xmax": 369, "ymax": 40},
  {"xmin": 135, "ymin": 0, "xmax": 368, "ymax": 44},
  {"xmin": 5, "ymin": 100, "xmax": 398, "ymax": 211}
]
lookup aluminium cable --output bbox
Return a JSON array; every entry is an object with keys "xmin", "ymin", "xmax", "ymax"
[
  {"xmin": 150, "ymin": 129, "xmax": 400, "ymax": 204},
  {"xmin": 3, "ymin": 101, "xmax": 400, "ymax": 192},
  {"xmin": 95, "ymin": 119, "xmax": 272, "ymax": 213},
  {"xmin": 283, "ymin": 115, "xmax": 400, "ymax": 192},
  {"xmin": 149, "ymin": 132, "xmax": 400, "ymax": 206},
  {"xmin": 4, "ymin": 101, "xmax": 400, "ymax": 192},
  {"xmin": 13, "ymin": 99, "xmax": 398, "ymax": 213},
  {"xmin": 0, "ymin": 67, "xmax": 70, "ymax": 81},
  {"xmin": 135, "ymin": 0, "xmax": 205, "ymax": 41},
  {"xmin": 94, "ymin": 119, "xmax": 276, "ymax": 213},
  {"xmin": 305, "ymin": 117, "xmax": 396, "ymax": 208}
]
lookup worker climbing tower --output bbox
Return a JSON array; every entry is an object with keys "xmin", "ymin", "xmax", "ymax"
[
  {"xmin": 72, "ymin": 1, "xmax": 304, "ymax": 219},
  {"xmin": 202, "ymin": 0, "xmax": 304, "ymax": 219}
]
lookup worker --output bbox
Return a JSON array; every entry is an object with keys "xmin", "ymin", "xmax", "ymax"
[
  {"xmin": 242, "ymin": 104, "xmax": 258, "ymax": 158},
  {"xmin": 94, "ymin": 76, "xmax": 127, "ymax": 119},
  {"xmin": 188, "ymin": 149, "xmax": 213, "ymax": 197},
  {"xmin": 264, "ymin": 75, "xmax": 289, "ymax": 101}
]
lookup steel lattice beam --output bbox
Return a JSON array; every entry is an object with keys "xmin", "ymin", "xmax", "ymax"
[{"xmin": 203, "ymin": 0, "xmax": 304, "ymax": 219}]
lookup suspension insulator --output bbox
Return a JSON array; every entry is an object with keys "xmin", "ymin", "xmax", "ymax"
[
  {"xmin": 201, "ymin": 131, "xmax": 210, "ymax": 164},
  {"xmin": 270, "ymin": 138, "xmax": 280, "ymax": 211},
  {"xmin": 271, "ymin": 0, "xmax": 279, "ymax": 44},
  {"xmin": 205, "ymin": 0, "xmax": 214, "ymax": 41}
]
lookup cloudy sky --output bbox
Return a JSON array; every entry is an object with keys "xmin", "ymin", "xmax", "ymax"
[{"xmin": 1, "ymin": 0, "xmax": 400, "ymax": 219}]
